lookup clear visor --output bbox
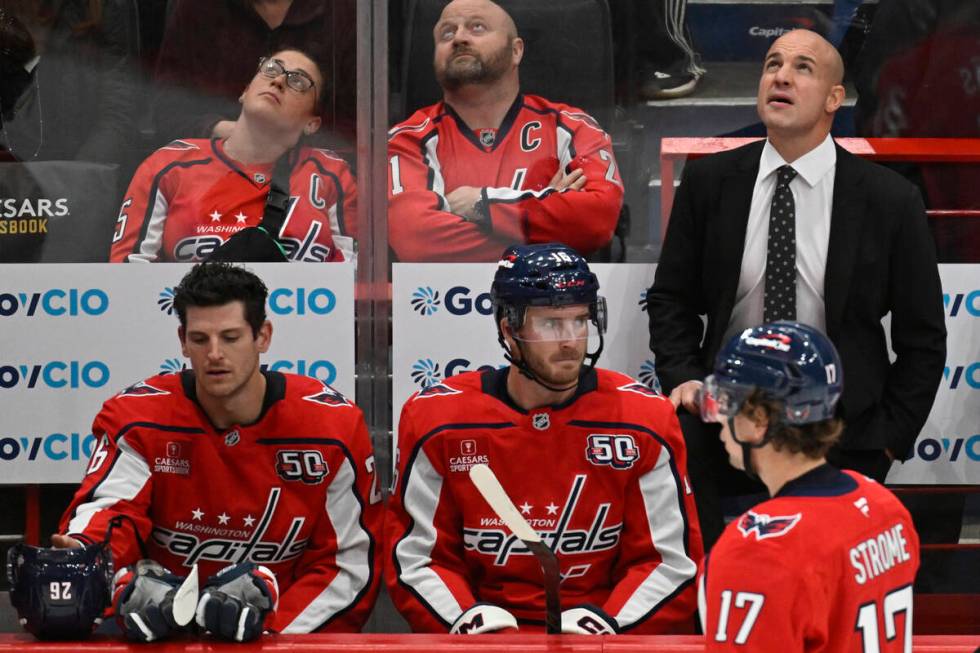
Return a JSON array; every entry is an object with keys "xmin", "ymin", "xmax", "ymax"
[
  {"xmin": 699, "ymin": 375, "xmax": 753, "ymax": 423},
  {"xmin": 513, "ymin": 314, "xmax": 599, "ymax": 342}
]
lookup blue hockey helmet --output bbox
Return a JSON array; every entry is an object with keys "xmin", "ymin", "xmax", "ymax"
[
  {"xmin": 702, "ymin": 321, "xmax": 843, "ymax": 426},
  {"xmin": 490, "ymin": 243, "xmax": 606, "ymax": 332},
  {"xmin": 6, "ymin": 541, "xmax": 114, "ymax": 640},
  {"xmin": 490, "ymin": 243, "xmax": 607, "ymax": 390}
]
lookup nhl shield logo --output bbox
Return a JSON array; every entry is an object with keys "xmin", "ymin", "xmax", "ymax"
[
  {"xmin": 254, "ymin": 173, "xmax": 267, "ymax": 184},
  {"xmin": 478, "ymin": 129, "xmax": 495, "ymax": 147},
  {"xmin": 224, "ymin": 430, "xmax": 240, "ymax": 447},
  {"xmin": 532, "ymin": 413, "xmax": 550, "ymax": 430}
]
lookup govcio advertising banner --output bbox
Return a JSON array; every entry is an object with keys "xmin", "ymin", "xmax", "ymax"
[{"xmin": 0, "ymin": 263, "xmax": 354, "ymax": 484}]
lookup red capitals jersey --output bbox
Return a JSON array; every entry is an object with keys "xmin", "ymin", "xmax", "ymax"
[
  {"xmin": 386, "ymin": 367, "xmax": 703, "ymax": 633},
  {"xmin": 698, "ymin": 465, "xmax": 920, "ymax": 651},
  {"xmin": 60, "ymin": 370, "xmax": 382, "ymax": 633},
  {"xmin": 110, "ymin": 138, "xmax": 357, "ymax": 262},
  {"xmin": 387, "ymin": 94, "xmax": 623, "ymax": 261}
]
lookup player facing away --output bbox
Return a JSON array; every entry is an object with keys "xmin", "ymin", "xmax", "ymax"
[
  {"xmin": 697, "ymin": 322, "xmax": 919, "ymax": 652},
  {"xmin": 387, "ymin": 242, "xmax": 703, "ymax": 634},
  {"xmin": 56, "ymin": 262, "xmax": 382, "ymax": 642}
]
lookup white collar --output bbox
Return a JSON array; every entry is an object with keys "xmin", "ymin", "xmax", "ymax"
[{"xmin": 759, "ymin": 133, "xmax": 836, "ymax": 187}]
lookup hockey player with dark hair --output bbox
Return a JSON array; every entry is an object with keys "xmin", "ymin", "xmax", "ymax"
[
  {"xmin": 54, "ymin": 262, "xmax": 382, "ymax": 642},
  {"xmin": 386, "ymin": 242, "xmax": 703, "ymax": 634},
  {"xmin": 697, "ymin": 321, "xmax": 919, "ymax": 651}
]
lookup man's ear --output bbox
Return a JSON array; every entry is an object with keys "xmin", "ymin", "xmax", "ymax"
[
  {"xmin": 256, "ymin": 321, "xmax": 273, "ymax": 353},
  {"xmin": 825, "ymin": 84, "xmax": 845, "ymax": 114},
  {"xmin": 178, "ymin": 326, "xmax": 188, "ymax": 357},
  {"xmin": 511, "ymin": 37, "xmax": 524, "ymax": 67}
]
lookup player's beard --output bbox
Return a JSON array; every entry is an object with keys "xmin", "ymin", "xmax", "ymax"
[
  {"xmin": 436, "ymin": 40, "xmax": 512, "ymax": 91},
  {"xmin": 518, "ymin": 341, "xmax": 586, "ymax": 389}
]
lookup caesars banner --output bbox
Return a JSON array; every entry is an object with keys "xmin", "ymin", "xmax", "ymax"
[
  {"xmin": 393, "ymin": 263, "xmax": 980, "ymax": 485},
  {"xmin": 0, "ymin": 263, "xmax": 355, "ymax": 484}
]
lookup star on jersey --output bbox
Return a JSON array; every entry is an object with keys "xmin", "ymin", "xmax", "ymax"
[
  {"xmin": 218, "ymin": 513, "xmax": 230, "ymax": 525},
  {"xmin": 243, "ymin": 515, "xmax": 256, "ymax": 527},
  {"xmin": 209, "ymin": 210, "xmax": 222, "ymax": 222},
  {"xmin": 191, "ymin": 508, "xmax": 204, "ymax": 521},
  {"xmin": 235, "ymin": 212, "xmax": 247, "ymax": 224},
  {"xmin": 546, "ymin": 503, "xmax": 559, "ymax": 515},
  {"xmin": 519, "ymin": 502, "xmax": 532, "ymax": 515}
]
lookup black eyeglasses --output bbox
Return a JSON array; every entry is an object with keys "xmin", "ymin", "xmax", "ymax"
[{"xmin": 257, "ymin": 58, "xmax": 317, "ymax": 94}]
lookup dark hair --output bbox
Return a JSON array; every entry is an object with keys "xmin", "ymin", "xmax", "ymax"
[
  {"xmin": 741, "ymin": 390, "xmax": 844, "ymax": 459},
  {"xmin": 261, "ymin": 45, "xmax": 328, "ymax": 114},
  {"xmin": 172, "ymin": 262, "xmax": 268, "ymax": 336}
]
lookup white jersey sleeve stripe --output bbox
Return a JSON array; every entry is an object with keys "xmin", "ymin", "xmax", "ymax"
[
  {"xmin": 422, "ymin": 134, "xmax": 450, "ymax": 211},
  {"xmin": 281, "ymin": 456, "xmax": 373, "ymax": 633},
  {"xmin": 66, "ymin": 435, "xmax": 151, "ymax": 533},
  {"xmin": 394, "ymin": 449, "xmax": 463, "ymax": 625},
  {"xmin": 129, "ymin": 190, "xmax": 169, "ymax": 262},
  {"xmin": 614, "ymin": 446, "xmax": 698, "ymax": 628}
]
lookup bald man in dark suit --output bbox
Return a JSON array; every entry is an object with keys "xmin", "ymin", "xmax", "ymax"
[{"xmin": 647, "ymin": 29, "xmax": 946, "ymax": 549}]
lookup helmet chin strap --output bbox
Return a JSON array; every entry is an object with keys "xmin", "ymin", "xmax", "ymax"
[
  {"xmin": 497, "ymin": 329, "xmax": 605, "ymax": 394},
  {"xmin": 728, "ymin": 415, "xmax": 775, "ymax": 484}
]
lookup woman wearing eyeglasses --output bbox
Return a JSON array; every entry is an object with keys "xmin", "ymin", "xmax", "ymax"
[{"xmin": 109, "ymin": 47, "xmax": 357, "ymax": 263}]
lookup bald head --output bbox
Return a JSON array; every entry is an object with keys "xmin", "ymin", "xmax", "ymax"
[
  {"xmin": 772, "ymin": 29, "xmax": 844, "ymax": 84},
  {"xmin": 439, "ymin": 0, "xmax": 518, "ymax": 40}
]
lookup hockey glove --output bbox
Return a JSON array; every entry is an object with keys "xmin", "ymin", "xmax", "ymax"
[
  {"xmin": 195, "ymin": 562, "xmax": 279, "ymax": 642},
  {"xmin": 560, "ymin": 604, "xmax": 619, "ymax": 634},
  {"xmin": 450, "ymin": 603, "xmax": 519, "ymax": 634},
  {"xmin": 112, "ymin": 560, "xmax": 185, "ymax": 642}
]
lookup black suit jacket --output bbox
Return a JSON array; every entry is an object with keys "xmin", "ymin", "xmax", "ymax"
[{"xmin": 647, "ymin": 139, "xmax": 947, "ymax": 459}]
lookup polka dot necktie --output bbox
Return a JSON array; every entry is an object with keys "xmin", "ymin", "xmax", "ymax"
[{"xmin": 764, "ymin": 165, "xmax": 798, "ymax": 322}]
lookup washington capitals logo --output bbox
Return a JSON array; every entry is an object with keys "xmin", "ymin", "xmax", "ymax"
[
  {"xmin": 160, "ymin": 358, "xmax": 186, "ymax": 374},
  {"xmin": 637, "ymin": 360, "xmax": 662, "ymax": 394},
  {"xmin": 737, "ymin": 510, "xmax": 802, "ymax": 540},
  {"xmin": 158, "ymin": 288, "xmax": 176, "ymax": 314},
  {"xmin": 119, "ymin": 381, "xmax": 170, "ymax": 397},
  {"xmin": 411, "ymin": 358, "xmax": 442, "ymax": 388},
  {"xmin": 414, "ymin": 382, "xmax": 461, "ymax": 400},
  {"xmin": 303, "ymin": 383, "xmax": 352, "ymax": 407},
  {"xmin": 743, "ymin": 332, "xmax": 793, "ymax": 353},
  {"xmin": 411, "ymin": 287, "xmax": 441, "ymax": 316}
]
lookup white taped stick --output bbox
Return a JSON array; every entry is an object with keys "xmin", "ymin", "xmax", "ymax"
[{"xmin": 469, "ymin": 463, "xmax": 540, "ymax": 543}]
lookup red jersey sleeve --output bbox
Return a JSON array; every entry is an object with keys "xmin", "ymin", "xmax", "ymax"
[
  {"xmin": 271, "ymin": 410, "xmax": 382, "ymax": 633},
  {"xmin": 306, "ymin": 148, "xmax": 358, "ymax": 262},
  {"xmin": 387, "ymin": 117, "xmax": 505, "ymax": 262},
  {"xmin": 109, "ymin": 141, "xmax": 203, "ymax": 262},
  {"xmin": 484, "ymin": 109, "xmax": 623, "ymax": 256},
  {"xmin": 58, "ymin": 400, "xmax": 155, "ymax": 567},
  {"xmin": 385, "ymin": 396, "xmax": 479, "ymax": 632},
  {"xmin": 600, "ymin": 401, "xmax": 701, "ymax": 633}
]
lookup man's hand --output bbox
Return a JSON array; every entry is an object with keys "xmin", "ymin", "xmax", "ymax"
[
  {"xmin": 446, "ymin": 186, "xmax": 483, "ymax": 221},
  {"xmin": 113, "ymin": 560, "xmax": 185, "ymax": 643},
  {"xmin": 670, "ymin": 380, "xmax": 704, "ymax": 414},
  {"xmin": 548, "ymin": 166, "xmax": 586, "ymax": 192},
  {"xmin": 50, "ymin": 534, "xmax": 82, "ymax": 548},
  {"xmin": 195, "ymin": 562, "xmax": 278, "ymax": 642}
]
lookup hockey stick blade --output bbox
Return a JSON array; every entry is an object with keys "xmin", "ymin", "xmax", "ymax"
[
  {"xmin": 171, "ymin": 564, "xmax": 199, "ymax": 627},
  {"xmin": 469, "ymin": 463, "xmax": 561, "ymax": 634}
]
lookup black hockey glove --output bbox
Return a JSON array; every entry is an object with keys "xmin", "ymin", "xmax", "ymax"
[
  {"xmin": 195, "ymin": 562, "xmax": 279, "ymax": 642},
  {"xmin": 112, "ymin": 560, "xmax": 185, "ymax": 642}
]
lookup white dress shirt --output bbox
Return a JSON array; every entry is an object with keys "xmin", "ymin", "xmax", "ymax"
[{"xmin": 726, "ymin": 134, "xmax": 837, "ymax": 343}]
